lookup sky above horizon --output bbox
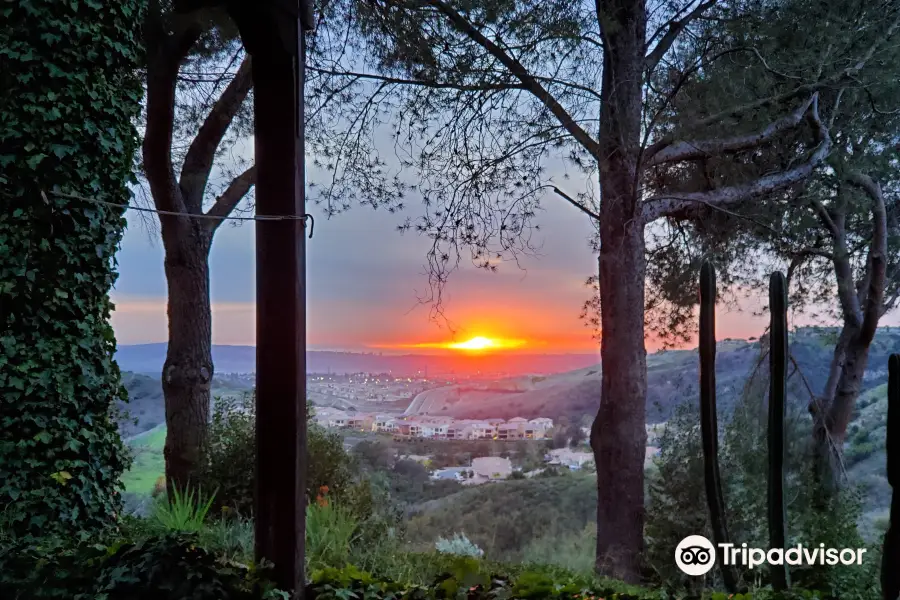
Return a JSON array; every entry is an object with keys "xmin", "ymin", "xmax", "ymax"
[
  {"xmin": 109, "ymin": 110, "xmax": 899, "ymax": 354},
  {"xmin": 109, "ymin": 177, "xmax": 845, "ymax": 354}
]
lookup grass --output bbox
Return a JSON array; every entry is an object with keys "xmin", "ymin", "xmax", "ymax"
[
  {"xmin": 123, "ymin": 425, "xmax": 166, "ymax": 494},
  {"xmin": 120, "ymin": 390, "xmax": 247, "ymax": 495},
  {"xmin": 151, "ymin": 486, "xmax": 217, "ymax": 532}
]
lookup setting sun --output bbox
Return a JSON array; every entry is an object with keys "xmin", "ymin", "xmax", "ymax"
[
  {"xmin": 374, "ymin": 335, "xmax": 529, "ymax": 352},
  {"xmin": 447, "ymin": 336, "xmax": 522, "ymax": 350}
]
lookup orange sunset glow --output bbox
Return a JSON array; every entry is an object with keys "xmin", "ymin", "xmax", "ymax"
[{"xmin": 376, "ymin": 335, "xmax": 530, "ymax": 352}]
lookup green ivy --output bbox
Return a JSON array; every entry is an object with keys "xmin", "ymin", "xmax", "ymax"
[{"xmin": 0, "ymin": 0, "xmax": 145, "ymax": 541}]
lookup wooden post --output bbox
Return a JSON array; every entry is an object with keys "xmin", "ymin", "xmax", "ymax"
[
  {"xmin": 768, "ymin": 271, "xmax": 789, "ymax": 591},
  {"xmin": 883, "ymin": 355, "xmax": 900, "ymax": 600},
  {"xmin": 698, "ymin": 261, "xmax": 736, "ymax": 592},
  {"xmin": 226, "ymin": 1, "xmax": 314, "ymax": 596}
]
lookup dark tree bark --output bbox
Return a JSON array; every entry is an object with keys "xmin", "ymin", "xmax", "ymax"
[
  {"xmin": 142, "ymin": 3, "xmax": 257, "ymax": 493},
  {"xmin": 161, "ymin": 219, "xmax": 214, "ymax": 493},
  {"xmin": 590, "ymin": 0, "xmax": 648, "ymax": 581},
  {"xmin": 810, "ymin": 172, "xmax": 887, "ymax": 491}
]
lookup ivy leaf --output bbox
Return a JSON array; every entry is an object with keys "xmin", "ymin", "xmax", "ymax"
[
  {"xmin": 50, "ymin": 470, "xmax": 73, "ymax": 485},
  {"xmin": 26, "ymin": 153, "xmax": 47, "ymax": 169}
]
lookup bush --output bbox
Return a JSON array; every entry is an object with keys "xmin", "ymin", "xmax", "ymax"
[
  {"xmin": 306, "ymin": 499, "xmax": 360, "ymax": 571},
  {"xmin": 306, "ymin": 561, "xmax": 838, "ymax": 600},
  {"xmin": 150, "ymin": 486, "xmax": 217, "ymax": 532},
  {"xmin": 0, "ymin": 532, "xmax": 285, "ymax": 600},
  {"xmin": 644, "ymin": 359, "xmax": 875, "ymax": 597},
  {"xmin": 435, "ymin": 533, "xmax": 484, "ymax": 558},
  {"xmin": 197, "ymin": 392, "xmax": 366, "ymax": 517}
]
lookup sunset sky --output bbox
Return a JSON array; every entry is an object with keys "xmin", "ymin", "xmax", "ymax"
[
  {"xmin": 108, "ymin": 127, "xmax": 897, "ymax": 354},
  {"xmin": 109, "ymin": 176, "xmax": 819, "ymax": 354}
]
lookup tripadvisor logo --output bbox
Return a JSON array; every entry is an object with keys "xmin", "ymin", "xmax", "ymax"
[{"xmin": 675, "ymin": 535, "xmax": 867, "ymax": 576}]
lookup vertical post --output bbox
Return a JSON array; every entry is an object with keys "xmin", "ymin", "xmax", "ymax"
[
  {"xmin": 768, "ymin": 271, "xmax": 789, "ymax": 591},
  {"xmin": 698, "ymin": 261, "xmax": 736, "ymax": 592},
  {"xmin": 883, "ymin": 355, "xmax": 900, "ymax": 600},
  {"xmin": 250, "ymin": 8, "xmax": 308, "ymax": 597}
]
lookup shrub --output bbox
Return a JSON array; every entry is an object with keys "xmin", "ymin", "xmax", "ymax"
[
  {"xmin": 520, "ymin": 523, "xmax": 595, "ymax": 575},
  {"xmin": 644, "ymin": 360, "xmax": 874, "ymax": 596},
  {"xmin": 197, "ymin": 392, "xmax": 365, "ymax": 517},
  {"xmin": 306, "ymin": 499, "xmax": 360, "ymax": 571},
  {"xmin": 435, "ymin": 533, "xmax": 484, "ymax": 558},
  {"xmin": 306, "ymin": 562, "xmax": 839, "ymax": 600},
  {"xmin": 0, "ymin": 532, "xmax": 285, "ymax": 600},
  {"xmin": 150, "ymin": 486, "xmax": 217, "ymax": 532}
]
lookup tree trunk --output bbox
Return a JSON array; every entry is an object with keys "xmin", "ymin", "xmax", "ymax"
[
  {"xmin": 813, "ymin": 323, "xmax": 873, "ymax": 491},
  {"xmin": 829, "ymin": 339, "xmax": 872, "ymax": 443},
  {"xmin": 592, "ymin": 223, "xmax": 649, "ymax": 582},
  {"xmin": 161, "ymin": 219, "xmax": 214, "ymax": 495},
  {"xmin": 591, "ymin": 1, "xmax": 648, "ymax": 582}
]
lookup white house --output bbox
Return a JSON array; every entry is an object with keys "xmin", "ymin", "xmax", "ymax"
[
  {"xmin": 374, "ymin": 415, "xmax": 396, "ymax": 432},
  {"xmin": 467, "ymin": 422, "xmax": 495, "ymax": 439},
  {"xmin": 497, "ymin": 423, "xmax": 521, "ymax": 440},
  {"xmin": 422, "ymin": 423, "xmax": 449, "ymax": 438}
]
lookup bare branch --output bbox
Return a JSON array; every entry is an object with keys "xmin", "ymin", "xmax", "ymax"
[
  {"xmin": 553, "ymin": 186, "xmax": 600, "ymax": 221},
  {"xmin": 142, "ymin": 13, "xmax": 203, "ymax": 215},
  {"xmin": 205, "ymin": 165, "xmax": 258, "ymax": 232},
  {"xmin": 644, "ymin": 93, "xmax": 818, "ymax": 166},
  {"xmin": 179, "ymin": 55, "xmax": 253, "ymax": 212},
  {"xmin": 307, "ymin": 65, "xmax": 526, "ymax": 92},
  {"xmin": 846, "ymin": 171, "xmax": 888, "ymax": 343},
  {"xmin": 645, "ymin": 0, "xmax": 717, "ymax": 73},
  {"xmin": 425, "ymin": 0, "xmax": 603, "ymax": 157},
  {"xmin": 641, "ymin": 95, "xmax": 832, "ymax": 222},
  {"xmin": 809, "ymin": 196, "xmax": 841, "ymax": 240}
]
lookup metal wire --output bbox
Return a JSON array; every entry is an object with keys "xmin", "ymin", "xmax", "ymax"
[{"xmin": 40, "ymin": 190, "xmax": 315, "ymax": 238}]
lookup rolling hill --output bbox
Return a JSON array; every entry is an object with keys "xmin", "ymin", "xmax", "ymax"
[
  {"xmin": 116, "ymin": 372, "xmax": 254, "ymax": 440},
  {"xmin": 114, "ymin": 343, "xmax": 601, "ymax": 377},
  {"xmin": 401, "ymin": 329, "xmax": 900, "ymax": 424}
]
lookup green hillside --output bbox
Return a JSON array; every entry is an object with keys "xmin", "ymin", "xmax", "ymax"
[
  {"xmin": 404, "ymin": 473, "xmax": 597, "ymax": 562},
  {"xmin": 123, "ymin": 425, "xmax": 166, "ymax": 494},
  {"xmin": 118, "ymin": 374, "xmax": 253, "ymax": 494}
]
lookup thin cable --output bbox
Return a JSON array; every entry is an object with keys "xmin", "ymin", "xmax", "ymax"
[{"xmin": 41, "ymin": 190, "xmax": 315, "ymax": 238}]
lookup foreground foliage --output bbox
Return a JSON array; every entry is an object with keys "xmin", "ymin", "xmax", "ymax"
[
  {"xmin": 307, "ymin": 560, "xmax": 862, "ymax": 600},
  {"xmin": 0, "ymin": 0, "xmax": 143, "ymax": 541},
  {"xmin": 0, "ymin": 532, "xmax": 286, "ymax": 600},
  {"xmin": 1, "ymin": 524, "xmax": 863, "ymax": 600},
  {"xmin": 645, "ymin": 356, "xmax": 879, "ymax": 597},
  {"xmin": 198, "ymin": 393, "xmax": 372, "ymax": 517}
]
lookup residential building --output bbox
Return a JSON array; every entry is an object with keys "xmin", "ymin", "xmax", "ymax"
[
  {"xmin": 346, "ymin": 414, "xmax": 375, "ymax": 431},
  {"xmin": 373, "ymin": 415, "xmax": 396, "ymax": 433},
  {"xmin": 422, "ymin": 423, "xmax": 449, "ymax": 439},
  {"xmin": 468, "ymin": 422, "xmax": 495, "ymax": 439},
  {"xmin": 447, "ymin": 423, "xmax": 474, "ymax": 440},
  {"xmin": 525, "ymin": 417, "xmax": 554, "ymax": 440},
  {"xmin": 497, "ymin": 423, "xmax": 522, "ymax": 440},
  {"xmin": 431, "ymin": 467, "xmax": 469, "ymax": 481}
]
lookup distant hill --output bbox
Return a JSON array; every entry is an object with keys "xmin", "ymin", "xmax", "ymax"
[
  {"xmin": 402, "ymin": 328, "xmax": 900, "ymax": 425},
  {"xmin": 114, "ymin": 343, "xmax": 601, "ymax": 376},
  {"xmin": 117, "ymin": 372, "xmax": 254, "ymax": 440}
]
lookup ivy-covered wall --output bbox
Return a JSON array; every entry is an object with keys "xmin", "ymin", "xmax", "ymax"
[{"xmin": 0, "ymin": 0, "xmax": 145, "ymax": 540}]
